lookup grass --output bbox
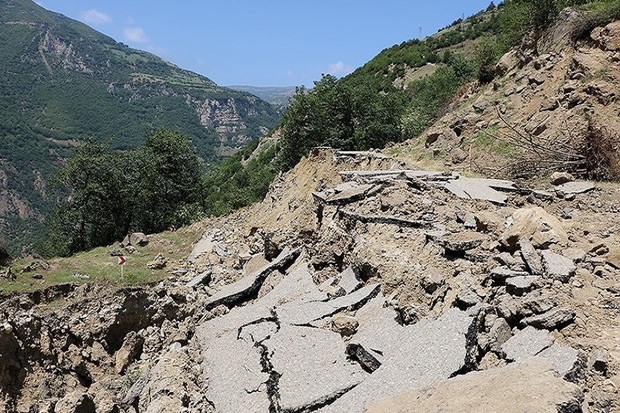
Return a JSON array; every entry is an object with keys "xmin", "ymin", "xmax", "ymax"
[{"xmin": 0, "ymin": 225, "xmax": 203, "ymax": 296}]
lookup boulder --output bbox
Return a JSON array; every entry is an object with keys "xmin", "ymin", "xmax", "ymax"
[
  {"xmin": 501, "ymin": 207, "xmax": 568, "ymax": 250},
  {"xmin": 115, "ymin": 331, "xmax": 144, "ymax": 374},
  {"xmin": 54, "ymin": 392, "xmax": 96, "ymax": 413},
  {"xmin": 146, "ymin": 254, "xmax": 167, "ymax": 270},
  {"xmin": 331, "ymin": 314, "xmax": 359, "ymax": 336},
  {"xmin": 520, "ymin": 307, "xmax": 576, "ymax": 330},
  {"xmin": 591, "ymin": 21, "xmax": 620, "ymax": 51},
  {"xmin": 519, "ymin": 239, "xmax": 544, "ymax": 275},
  {"xmin": 540, "ymin": 250, "xmax": 576, "ymax": 282},
  {"xmin": 550, "ymin": 171, "xmax": 575, "ymax": 185},
  {"xmin": 502, "ymin": 326, "xmax": 553, "ymax": 362}
]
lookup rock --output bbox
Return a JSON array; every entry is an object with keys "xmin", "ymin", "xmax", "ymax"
[
  {"xmin": 488, "ymin": 317, "xmax": 512, "ymax": 353},
  {"xmin": 431, "ymin": 232, "xmax": 487, "ymax": 253},
  {"xmin": 540, "ymin": 250, "xmax": 576, "ymax": 282},
  {"xmin": 591, "ymin": 21, "xmax": 620, "ymax": 51},
  {"xmin": 146, "ymin": 254, "xmax": 167, "ymax": 270},
  {"xmin": 521, "ymin": 293, "xmax": 556, "ymax": 316},
  {"xmin": 588, "ymin": 351, "xmax": 609, "ymax": 375},
  {"xmin": 243, "ymin": 253, "xmax": 269, "ymax": 276},
  {"xmin": 364, "ymin": 359, "xmax": 583, "ymax": 413},
  {"xmin": 519, "ymin": 238, "xmax": 544, "ymax": 275},
  {"xmin": 538, "ymin": 343, "xmax": 585, "ymax": 381},
  {"xmin": 455, "ymin": 207, "xmax": 480, "ymax": 230},
  {"xmin": 54, "ymin": 392, "xmax": 96, "ymax": 413},
  {"xmin": 265, "ymin": 325, "xmax": 367, "ymax": 413},
  {"xmin": 115, "ymin": 331, "xmax": 144, "ymax": 374},
  {"xmin": 501, "ymin": 207, "xmax": 568, "ymax": 250},
  {"xmin": 0, "ymin": 267, "xmax": 15, "ymax": 280},
  {"xmin": 331, "ymin": 314, "xmax": 359, "ymax": 336},
  {"xmin": 502, "ymin": 326, "xmax": 554, "ymax": 362},
  {"xmin": 520, "ymin": 307, "xmax": 576, "ymax": 330},
  {"xmin": 604, "ymin": 247, "xmax": 620, "ymax": 269},
  {"xmin": 550, "ymin": 171, "xmax": 575, "ymax": 185},
  {"xmin": 137, "ymin": 345, "xmax": 203, "ymax": 413},
  {"xmin": 455, "ymin": 288, "xmax": 481, "ymax": 309},
  {"xmin": 185, "ymin": 270, "xmax": 212, "ymax": 288},
  {"xmin": 129, "ymin": 232, "xmax": 149, "ymax": 247},
  {"xmin": 346, "ymin": 343, "xmax": 382, "ymax": 373},
  {"xmin": 506, "ymin": 276, "xmax": 541, "ymax": 296},
  {"xmin": 495, "ymin": 49, "xmax": 519, "ymax": 76},
  {"xmin": 538, "ymin": 7, "xmax": 588, "ymax": 53},
  {"xmin": 490, "ymin": 267, "xmax": 529, "ymax": 283}
]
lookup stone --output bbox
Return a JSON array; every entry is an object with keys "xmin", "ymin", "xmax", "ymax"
[
  {"xmin": 331, "ymin": 314, "xmax": 359, "ymax": 336},
  {"xmin": 540, "ymin": 250, "xmax": 576, "ymax": 282},
  {"xmin": 520, "ymin": 307, "xmax": 576, "ymax": 330},
  {"xmin": 591, "ymin": 21, "xmax": 620, "ymax": 51},
  {"xmin": 501, "ymin": 207, "xmax": 568, "ymax": 250},
  {"xmin": 203, "ymin": 247, "xmax": 301, "ymax": 310},
  {"xmin": 605, "ymin": 247, "xmax": 620, "ymax": 269},
  {"xmin": 431, "ymin": 231, "xmax": 487, "ymax": 252},
  {"xmin": 506, "ymin": 276, "xmax": 541, "ymax": 296},
  {"xmin": 146, "ymin": 254, "xmax": 167, "ymax": 270},
  {"xmin": 456, "ymin": 288, "xmax": 481, "ymax": 308},
  {"xmin": 521, "ymin": 294, "xmax": 556, "ymax": 316},
  {"xmin": 364, "ymin": 360, "xmax": 583, "ymax": 413},
  {"xmin": 502, "ymin": 326, "xmax": 554, "ymax": 362},
  {"xmin": 490, "ymin": 267, "xmax": 529, "ymax": 283},
  {"xmin": 346, "ymin": 343, "xmax": 382, "ymax": 373},
  {"xmin": 538, "ymin": 343, "xmax": 584, "ymax": 381},
  {"xmin": 265, "ymin": 325, "xmax": 367, "ymax": 413},
  {"xmin": 555, "ymin": 181, "xmax": 596, "ymax": 196},
  {"xmin": 519, "ymin": 238, "xmax": 544, "ymax": 275},
  {"xmin": 54, "ymin": 392, "xmax": 96, "ymax": 413},
  {"xmin": 488, "ymin": 317, "xmax": 512, "ymax": 353},
  {"xmin": 185, "ymin": 270, "xmax": 212, "ymax": 288},
  {"xmin": 550, "ymin": 171, "xmax": 575, "ymax": 185},
  {"xmin": 115, "ymin": 331, "xmax": 144, "ymax": 374},
  {"xmin": 243, "ymin": 254, "xmax": 269, "ymax": 276}
]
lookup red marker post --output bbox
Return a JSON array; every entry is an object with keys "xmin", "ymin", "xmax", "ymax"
[{"xmin": 118, "ymin": 255, "xmax": 127, "ymax": 277}]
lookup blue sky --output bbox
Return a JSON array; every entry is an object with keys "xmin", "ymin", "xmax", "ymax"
[{"xmin": 35, "ymin": 1, "xmax": 496, "ymax": 87}]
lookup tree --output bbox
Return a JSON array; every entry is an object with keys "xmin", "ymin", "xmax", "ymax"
[
  {"xmin": 132, "ymin": 128, "xmax": 203, "ymax": 233},
  {"xmin": 45, "ymin": 141, "xmax": 131, "ymax": 255}
]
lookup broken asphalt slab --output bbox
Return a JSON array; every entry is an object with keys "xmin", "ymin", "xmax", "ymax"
[{"xmin": 203, "ymin": 247, "xmax": 301, "ymax": 310}]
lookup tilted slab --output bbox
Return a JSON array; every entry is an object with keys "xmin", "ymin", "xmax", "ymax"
[
  {"xmin": 443, "ymin": 177, "xmax": 510, "ymax": 204},
  {"xmin": 318, "ymin": 309, "xmax": 474, "ymax": 413},
  {"xmin": 203, "ymin": 247, "xmax": 301, "ymax": 310},
  {"xmin": 265, "ymin": 325, "xmax": 367, "ymax": 412},
  {"xmin": 277, "ymin": 283, "xmax": 381, "ymax": 326}
]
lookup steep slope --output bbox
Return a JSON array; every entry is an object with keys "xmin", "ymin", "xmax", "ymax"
[
  {"xmin": 0, "ymin": 0, "xmax": 281, "ymax": 250},
  {"xmin": 392, "ymin": 8, "xmax": 620, "ymax": 182}
]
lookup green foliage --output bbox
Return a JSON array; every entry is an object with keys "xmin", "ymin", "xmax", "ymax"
[
  {"xmin": 280, "ymin": 75, "xmax": 407, "ymax": 169},
  {"xmin": 0, "ymin": 0, "xmax": 281, "ymax": 255},
  {"xmin": 201, "ymin": 142, "xmax": 281, "ymax": 216},
  {"xmin": 42, "ymin": 128, "xmax": 203, "ymax": 256},
  {"xmin": 402, "ymin": 59, "xmax": 475, "ymax": 138}
]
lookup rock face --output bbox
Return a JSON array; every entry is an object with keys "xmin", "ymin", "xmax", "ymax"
[{"xmin": 364, "ymin": 360, "xmax": 583, "ymax": 413}]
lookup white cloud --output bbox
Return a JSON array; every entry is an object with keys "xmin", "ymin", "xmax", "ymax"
[
  {"xmin": 124, "ymin": 27, "xmax": 149, "ymax": 44},
  {"xmin": 286, "ymin": 69, "xmax": 294, "ymax": 78},
  {"xmin": 327, "ymin": 61, "xmax": 353, "ymax": 76},
  {"xmin": 80, "ymin": 9, "xmax": 112, "ymax": 25}
]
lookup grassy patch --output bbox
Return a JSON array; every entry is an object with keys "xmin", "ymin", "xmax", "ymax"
[{"xmin": 0, "ymin": 226, "xmax": 202, "ymax": 295}]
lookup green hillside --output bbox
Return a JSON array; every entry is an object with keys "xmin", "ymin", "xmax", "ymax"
[{"xmin": 0, "ymin": 0, "xmax": 281, "ymax": 253}]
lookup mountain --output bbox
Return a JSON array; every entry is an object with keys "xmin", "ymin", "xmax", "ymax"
[
  {"xmin": 0, "ymin": 0, "xmax": 281, "ymax": 252},
  {"xmin": 227, "ymin": 85, "xmax": 297, "ymax": 106}
]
